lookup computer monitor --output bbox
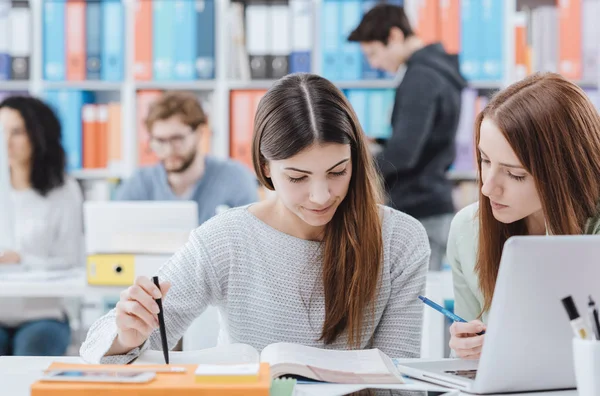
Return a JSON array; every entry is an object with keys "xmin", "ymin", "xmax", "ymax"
[
  {"xmin": 0, "ymin": 122, "xmax": 15, "ymax": 251},
  {"xmin": 83, "ymin": 201, "xmax": 199, "ymax": 255}
]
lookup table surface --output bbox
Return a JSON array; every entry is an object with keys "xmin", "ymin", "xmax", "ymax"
[
  {"xmin": 0, "ymin": 272, "xmax": 122, "ymax": 298},
  {"xmin": 0, "ymin": 356, "xmax": 579, "ymax": 396}
]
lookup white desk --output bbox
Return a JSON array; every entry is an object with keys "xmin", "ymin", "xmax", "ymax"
[{"xmin": 0, "ymin": 356, "xmax": 579, "ymax": 396}]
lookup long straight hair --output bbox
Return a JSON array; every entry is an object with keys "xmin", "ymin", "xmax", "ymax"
[
  {"xmin": 475, "ymin": 72, "xmax": 600, "ymax": 314},
  {"xmin": 252, "ymin": 73, "xmax": 384, "ymax": 347}
]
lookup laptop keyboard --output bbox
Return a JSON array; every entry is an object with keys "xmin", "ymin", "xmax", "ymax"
[{"xmin": 444, "ymin": 369, "xmax": 477, "ymax": 380}]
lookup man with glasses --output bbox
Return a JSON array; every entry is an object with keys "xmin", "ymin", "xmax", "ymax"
[{"xmin": 115, "ymin": 91, "xmax": 258, "ymax": 224}]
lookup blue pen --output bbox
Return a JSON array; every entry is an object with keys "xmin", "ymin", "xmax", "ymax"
[{"xmin": 418, "ymin": 295, "xmax": 486, "ymax": 335}]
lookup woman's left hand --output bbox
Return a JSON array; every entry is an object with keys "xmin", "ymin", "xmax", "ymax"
[{"xmin": 0, "ymin": 250, "xmax": 21, "ymax": 264}]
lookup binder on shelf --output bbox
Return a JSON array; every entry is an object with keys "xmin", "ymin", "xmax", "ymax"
[
  {"xmin": 367, "ymin": 89, "xmax": 394, "ymax": 140},
  {"xmin": 82, "ymin": 104, "xmax": 99, "ymax": 169},
  {"xmin": 415, "ymin": 0, "xmax": 440, "ymax": 45},
  {"xmin": 107, "ymin": 102, "xmax": 123, "ymax": 172},
  {"xmin": 269, "ymin": 2, "xmax": 290, "ymax": 79},
  {"xmin": 174, "ymin": 0, "xmax": 197, "ymax": 81},
  {"xmin": 440, "ymin": 0, "xmax": 460, "ymax": 55},
  {"xmin": 0, "ymin": 1, "xmax": 10, "ymax": 80},
  {"xmin": 196, "ymin": 0, "xmax": 215, "ymax": 79},
  {"xmin": 558, "ymin": 0, "xmax": 582, "ymax": 80},
  {"xmin": 86, "ymin": 0, "xmax": 102, "ymax": 80},
  {"xmin": 582, "ymin": 0, "xmax": 600, "ymax": 82},
  {"xmin": 339, "ymin": 1, "xmax": 362, "ymax": 81},
  {"xmin": 9, "ymin": 0, "xmax": 30, "ymax": 80},
  {"xmin": 153, "ymin": 0, "xmax": 175, "ymax": 81},
  {"xmin": 134, "ymin": 0, "xmax": 153, "ymax": 80},
  {"xmin": 66, "ymin": 0, "xmax": 86, "ymax": 81},
  {"xmin": 481, "ymin": 0, "xmax": 503, "ymax": 81},
  {"xmin": 346, "ymin": 89, "xmax": 369, "ymax": 135},
  {"xmin": 321, "ymin": 0, "xmax": 341, "ymax": 80},
  {"xmin": 87, "ymin": 254, "xmax": 167, "ymax": 286},
  {"xmin": 46, "ymin": 90, "xmax": 95, "ymax": 172},
  {"xmin": 43, "ymin": 0, "xmax": 65, "ymax": 81},
  {"xmin": 101, "ymin": 0, "xmax": 124, "ymax": 81},
  {"xmin": 245, "ymin": 1, "xmax": 269, "ymax": 79},
  {"xmin": 230, "ymin": 90, "xmax": 265, "ymax": 171},
  {"xmin": 453, "ymin": 88, "xmax": 477, "ymax": 172},
  {"xmin": 289, "ymin": 0, "xmax": 312, "ymax": 74},
  {"xmin": 459, "ymin": 0, "xmax": 481, "ymax": 81},
  {"xmin": 97, "ymin": 104, "xmax": 109, "ymax": 169}
]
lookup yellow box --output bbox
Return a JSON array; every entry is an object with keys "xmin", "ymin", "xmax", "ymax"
[{"xmin": 86, "ymin": 254, "xmax": 135, "ymax": 286}]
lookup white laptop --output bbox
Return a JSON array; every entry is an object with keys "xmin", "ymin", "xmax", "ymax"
[
  {"xmin": 84, "ymin": 201, "xmax": 198, "ymax": 255},
  {"xmin": 0, "ymin": 122, "xmax": 15, "ymax": 253},
  {"xmin": 397, "ymin": 235, "xmax": 600, "ymax": 394}
]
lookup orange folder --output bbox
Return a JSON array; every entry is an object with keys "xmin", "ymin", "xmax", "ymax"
[
  {"xmin": 82, "ymin": 104, "xmax": 98, "ymax": 169},
  {"xmin": 557, "ymin": 0, "xmax": 582, "ymax": 80},
  {"xmin": 440, "ymin": 0, "xmax": 460, "ymax": 54},
  {"xmin": 416, "ymin": 0, "xmax": 440, "ymax": 45},
  {"xmin": 66, "ymin": 0, "xmax": 86, "ymax": 81},
  {"xmin": 31, "ymin": 362, "xmax": 271, "ymax": 396},
  {"xmin": 97, "ymin": 104, "xmax": 109, "ymax": 169},
  {"xmin": 107, "ymin": 102, "xmax": 122, "ymax": 169},
  {"xmin": 134, "ymin": 0, "xmax": 153, "ymax": 80}
]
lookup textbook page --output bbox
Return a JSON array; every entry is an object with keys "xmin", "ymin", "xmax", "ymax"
[
  {"xmin": 260, "ymin": 342, "xmax": 405, "ymax": 383},
  {"xmin": 133, "ymin": 343, "xmax": 259, "ymax": 365}
]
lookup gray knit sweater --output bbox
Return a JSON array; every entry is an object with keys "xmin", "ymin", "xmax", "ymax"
[{"xmin": 80, "ymin": 205, "xmax": 430, "ymax": 364}]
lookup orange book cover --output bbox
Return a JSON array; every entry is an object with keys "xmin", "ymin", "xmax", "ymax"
[
  {"xmin": 97, "ymin": 104, "xmax": 109, "ymax": 169},
  {"xmin": 137, "ymin": 91, "xmax": 162, "ymax": 166},
  {"xmin": 66, "ymin": 0, "xmax": 87, "ymax": 81},
  {"xmin": 557, "ymin": 0, "xmax": 582, "ymax": 80},
  {"xmin": 416, "ymin": 0, "xmax": 440, "ymax": 45},
  {"xmin": 134, "ymin": 0, "xmax": 153, "ymax": 81},
  {"xmin": 82, "ymin": 104, "xmax": 98, "ymax": 169},
  {"xmin": 108, "ymin": 102, "xmax": 122, "ymax": 170},
  {"xmin": 439, "ymin": 0, "xmax": 460, "ymax": 54},
  {"xmin": 31, "ymin": 362, "xmax": 271, "ymax": 396}
]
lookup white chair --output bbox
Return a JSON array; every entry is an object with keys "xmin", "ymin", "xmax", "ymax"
[{"xmin": 182, "ymin": 306, "xmax": 221, "ymax": 351}]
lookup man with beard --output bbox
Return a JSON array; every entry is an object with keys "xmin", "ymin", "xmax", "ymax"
[{"xmin": 116, "ymin": 91, "xmax": 258, "ymax": 224}]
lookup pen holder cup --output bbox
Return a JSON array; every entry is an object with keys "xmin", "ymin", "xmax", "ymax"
[{"xmin": 573, "ymin": 338, "xmax": 600, "ymax": 396}]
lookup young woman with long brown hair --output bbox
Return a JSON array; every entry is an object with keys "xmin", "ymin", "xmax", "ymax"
[
  {"xmin": 80, "ymin": 73, "xmax": 430, "ymax": 364},
  {"xmin": 448, "ymin": 72, "xmax": 600, "ymax": 359}
]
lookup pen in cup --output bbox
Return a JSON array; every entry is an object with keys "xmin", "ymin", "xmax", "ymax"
[
  {"xmin": 587, "ymin": 296, "xmax": 600, "ymax": 341},
  {"xmin": 152, "ymin": 276, "xmax": 169, "ymax": 364},
  {"xmin": 561, "ymin": 295, "xmax": 593, "ymax": 340},
  {"xmin": 418, "ymin": 295, "xmax": 485, "ymax": 335}
]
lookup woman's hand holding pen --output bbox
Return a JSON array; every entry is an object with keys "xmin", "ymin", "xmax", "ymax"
[
  {"xmin": 112, "ymin": 276, "xmax": 171, "ymax": 353},
  {"xmin": 449, "ymin": 320, "xmax": 487, "ymax": 360}
]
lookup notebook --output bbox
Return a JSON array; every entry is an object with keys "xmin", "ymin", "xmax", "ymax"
[{"xmin": 133, "ymin": 343, "xmax": 405, "ymax": 384}]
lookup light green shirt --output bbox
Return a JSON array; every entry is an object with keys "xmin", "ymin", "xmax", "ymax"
[{"xmin": 447, "ymin": 202, "xmax": 600, "ymax": 324}]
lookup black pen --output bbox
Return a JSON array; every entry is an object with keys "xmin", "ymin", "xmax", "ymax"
[
  {"xmin": 588, "ymin": 296, "xmax": 600, "ymax": 341},
  {"xmin": 152, "ymin": 276, "xmax": 169, "ymax": 364}
]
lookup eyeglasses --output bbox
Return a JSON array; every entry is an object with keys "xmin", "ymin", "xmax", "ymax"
[{"xmin": 149, "ymin": 131, "xmax": 195, "ymax": 155}]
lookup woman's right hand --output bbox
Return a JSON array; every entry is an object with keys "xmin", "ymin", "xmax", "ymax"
[
  {"xmin": 449, "ymin": 320, "xmax": 487, "ymax": 359},
  {"xmin": 113, "ymin": 276, "xmax": 171, "ymax": 352}
]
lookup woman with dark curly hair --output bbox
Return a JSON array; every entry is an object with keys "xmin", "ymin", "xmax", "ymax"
[{"xmin": 0, "ymin": 96, "xmax": 83, "ymax": 356}]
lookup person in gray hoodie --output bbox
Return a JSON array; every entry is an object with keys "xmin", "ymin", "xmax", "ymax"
[{"xmin": 349, "ymin": 4, "xmax": 467, "ymax": 271}]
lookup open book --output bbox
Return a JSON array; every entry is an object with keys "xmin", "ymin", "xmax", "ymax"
[{"xmin": 132, "ymin": 343, "xmax": 405, "ymax": 384}]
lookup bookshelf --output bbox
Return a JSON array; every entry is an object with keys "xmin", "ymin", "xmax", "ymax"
[{"xmin": 3, "ymin": 0, "xmax": 599, "ymax": 188}]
